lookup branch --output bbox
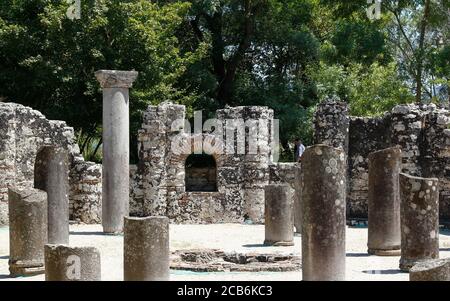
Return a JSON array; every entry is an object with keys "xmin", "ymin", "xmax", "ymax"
[{"xmin": 385, "ymin": 4, "xmax": 416, "ymax": 55}]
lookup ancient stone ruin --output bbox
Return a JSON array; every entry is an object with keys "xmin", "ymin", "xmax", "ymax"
[
  {"xmin": 2, "ymin": 85, "xmax": 450, "ymax": 281},
  {"xmin": 0, "ymin": 102, "xmax": 102, "ymax": 226},
  {"xmin": 313, "ymin": 99, "xmax": 450, "ymax": 219},
  {"xmin": 129, "ymin": 102, "xmax": 299, "ymax": 224}
]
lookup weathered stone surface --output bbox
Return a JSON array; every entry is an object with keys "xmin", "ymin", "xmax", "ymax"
[
  {"xmin": 97, "ymin": 70, "xmax": 138, "ymax": 233},
  {"xmin": 348, "ymin": 116, "xmax": 391, "ymax": 217},
  {"xmin": 293, "ymin": 164, "xmax": 302, "ymax": 233},
  {"xmin": 44, "ymin": 244, "xmax": 101, "ymax": 281},
  {"xmin": 409, "ymin": 259, "xmax": 450, "ymax": 281},
  {"xmin": 130, "ymin": 102, "xmax": 275, "ymax": 224},
  {"xmin": 124, "ymin": 216, "xmax": 170, "ymax": 281},
  {"xmin": 69, "ymin": 160, "xmax": 102, "ymax": 223},
  {"xmin": 268, "ymin": 162, "xmax": 301, "ymax": 233},
  {"xmin": 302, "ymin": 144, "xmax": 346, "ymax": 281},
  {"xmin": 95, "ymin": 70, "xmax": 139, "ymax": 88},
  {"xmin": 8, "ymin": 187, "xmax": 47, "ymax": 276},
  {"xmin": 0, "ymin": 102, "xmax": 101, "ymax": 225},
  {"xmin": 367, "ymin": 146, "xmax": 401, "ymax": 256},
  {"xmin": 399, "ymin": 173, "xmax": 439, "ymax": 272},
  {"xmin": 171, "ymin": 249, "xmax": 300, "ymax": 272},
  {"xmin": 263, "ymin": 184, "xmax": 294, "ymax": 246},
  {"xmin": 34, "ymin": 146, "xmax": 69, "ymax": 244},
  {"xmin": 313, "ymin": 97, "xmax": 350, "ymax": 154},
  {"xmin": 313, "ymin": 101, "xmax": 450, "ymax": 219}
]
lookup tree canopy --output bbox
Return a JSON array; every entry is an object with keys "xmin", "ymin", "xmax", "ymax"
[{"xmin": 0, "ymin": 0, "xmax": 448, "ymax": 162}]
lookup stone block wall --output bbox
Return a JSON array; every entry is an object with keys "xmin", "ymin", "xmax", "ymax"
[
  {"xmin": 0, "ymin": 102, "xmax": 101, "ymax": 225},
  {"xmin": 313, "ymin": 100, "xmax": 450, "ymax": 219},
  {"xmin": 130, "ymin": 102, "xmax": 275, "ymax": 224}
]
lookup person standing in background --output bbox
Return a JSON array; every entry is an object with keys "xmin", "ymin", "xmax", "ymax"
[{"xmin": 294, "ymin": 138, "xmax": 305, "ymax": 162}]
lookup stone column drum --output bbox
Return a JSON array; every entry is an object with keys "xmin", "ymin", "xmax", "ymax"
[
  {"xmin": 44, "ymin": 244, "xmax": 101, "ymax": 281},
  {"xmin": 95, "ymin": 70, "xmax": 138, "ymax": 234},
  {"xmin": 34, "ymin": 146, "xmax": 70, "ymax": 244},
  {"xmin": 302, "ymin": 144, "xmax": 346, "ymax": 281},
  {"xmin": 399, "ymin": 173, "xmax": 439, "ymax": 272},
  {"xmin": 294, "ymin": 164, "xmax": 302, "ymax": 234},
  {"xmin": 367, "ymin": 146, "xmax": 401, "ymax": 256},
  {"xmin": 8, "ymin": 187, "xmax": 47, "ymax": 276},
  {"xmin": 409, "ymin": 259, "xmax": 450, "ymax": 281},
  {"xmin": 124, "ymin": 216, "xmax": 170, "ymax": 281},
  {"xmin": 263, "ymin": 184, "xmax": 294, "ymax": 246}
]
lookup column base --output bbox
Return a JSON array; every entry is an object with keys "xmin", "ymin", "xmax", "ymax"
[
  {"xmin": 9, "ymin": 260, "xmax": 44, "ymax": 277},
  {"xmin": 263, "ymin": 240, "xmax": 294, "ymax": 247},
  {"xmin": 399, "ymin": 258, "xmax": 433, "ymax": 272},
  {"xmin": 368, "ymin": 248, "xmax": 401, "ymax": 256},
  {"xmin": 102, "ymin": 225, "xmax": 124, "ymax": 235}
]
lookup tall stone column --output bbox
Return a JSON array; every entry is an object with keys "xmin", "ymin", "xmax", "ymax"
[
  {"xmin": 124, "ymin": 216, "xmax": 170, "ymax": 281},
  {"xmin": 302, "ymin": 145, "xmax": 346, "ymax": 281},
  {"xmin": 95, "ymin": 70, "xmax": 138, "ymax": 234},
  {"xmin": 264, "ymin": 184, "xmax": 294, "ymax": 246},
  {"xmin": 44, "ymin": 244, "xmax": 101, "ymax": 281},
  {"xmin": 399, "ymin": 173, "xmax": 439, "ymax": 272},
  {"xmin": 367, "ymin": 146, "xmax": 401, "ymax": 256},
  {"xmin": 8, "ymin": 187, "xmax": 47, "ymax": 276},
  {"xmin": 409, "ymin": 259, "xmax": 450, "ymax": 281},
  {"xmin": 34, "ymin": 146, "xmax": 69, "ymax": 244}
]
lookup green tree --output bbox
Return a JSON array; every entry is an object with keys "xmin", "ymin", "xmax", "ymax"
[
  {"xmin": 0, "ymin": 0, "xmax": 203, "ymax": 161},
  {"xmin": 309, "ymin": 61, "xmax": 414, "ymax": 116}
]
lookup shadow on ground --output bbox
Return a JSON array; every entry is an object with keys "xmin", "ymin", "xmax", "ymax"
[
  {"xmin": 346, "ymin": 253, "xmax": 371, "ymax": 257},
  {"xmin": 69, "ymin": 231, "xmax": 121, "ymax": 236},
  {"xmin": 242, "ymin": 244, "xmax": 271, "ymax": 248},
  {"xmin": 362, "ymin": 269, "xmax": 403, "ymax": 275}
]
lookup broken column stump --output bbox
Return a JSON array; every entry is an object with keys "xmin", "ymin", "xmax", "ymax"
[
  {"xmin": 367, "ymin": 146, "xmax": 401, "ymax": 256},
  {"xmin": 8, "ymin": 187, "xmax": 47, "ymax": 276},
  {"xmin": 294, "ymin": 164, "xmax": 302, "ymax": 234},
  {"xmin": 124, "ymin": 216, "xmax": 170, "ymax": 281},
  {"xmin": 399, "ymin": 173, "xmax": 439, "ymax": 272},
  {"xmin": 409, "ymin": 259, "xmax": 450, "ymax": 281},
  {"xmin": 263, "ymin": 184, "xmax": 294, "ymax": 246},
  {"xmin": 301, "ymin": 144, "xmax": 346, "ymax": 281},
  {"xmin": 34, "ymin": 146, "xmax": 70, "ymax": 244},
  {"xmin": 44, "ymin": 244, "xmax": 101, "ymax": 281}
]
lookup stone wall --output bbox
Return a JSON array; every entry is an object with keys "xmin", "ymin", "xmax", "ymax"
[
  {"xmin": 130, "ymin": 102, "xmax": 274, "ymax": 224},
  {"xmin": 0, "ymin": 102, "xmax": 101, "ymax": 225},
  {"xmin": 313, "ymin": 100, "xmax": 450, "ymax": 219}
]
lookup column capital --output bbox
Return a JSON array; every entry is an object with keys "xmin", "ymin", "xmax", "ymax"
[{"xmin": 95, "ymin": 70, "xmax": 138, "ymax": 88}]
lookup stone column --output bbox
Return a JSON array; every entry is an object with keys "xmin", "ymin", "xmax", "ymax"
[
  {"xmin": 34, "ymin": 146, "xmax": 69, "ymax": 244},
  {"xmin": 124, "ymin": 216, "xmax": 170, "ymax": 281},
  {"xmin": 409, "ymin": 259, "xmax": 450, "ymax": 281},
  {"xmin": 302, "ymin": 144, "xmax": 346, "ymax": 281},
  {"xmin": 399, "ymin": 173, "xmax": 439, "ymax": 272},
  {"xmin": 8, "ymin": 187, "xmax": 47, "ymax": 276},
  {"xmin": 44, "ymin": 244, "xmax": 101, "ymax": 281},
  {"xmin": 367, "ymin": 146, "xmax": 401, "ymax": 256},
  {"xmin": 95, "ymin": 70, "xmax": 138, "ymax": 234},
  {"xmin": 263, "ymin": 184, "xmax": 294, "ymax": 246},
  {"xmin": 294, "ymin": 164, "xmax": 302, "ymax": 234}
]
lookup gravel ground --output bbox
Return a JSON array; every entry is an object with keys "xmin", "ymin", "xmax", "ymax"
[{"xmin": 1, "ymin": 224, "xmax": 449, "ymax": 281}]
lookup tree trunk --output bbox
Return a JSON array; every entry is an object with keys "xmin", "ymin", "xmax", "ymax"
[{"xmin": 415, "ymin": 0, "xmax": 431, "ymax": 103}]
